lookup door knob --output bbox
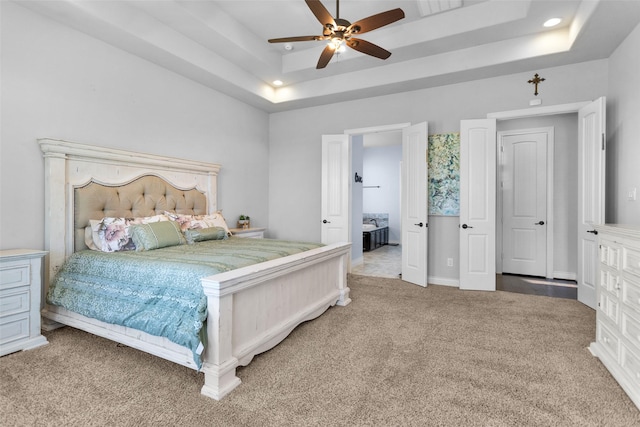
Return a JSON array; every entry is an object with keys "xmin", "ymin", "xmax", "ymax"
[
  {"xmin": 534, "ymin": 221, "xmax": 545, "ymax": 225},
  {"xmin": 587, "ymin": 229, "xmax": 598, "ymax": 235},
  {"xmin": 414, "ymin": 222, "xmax": 423, "ymax": 227},
  {"xmin": 322, "ymin": 219, "xmax": 331, "ymax": 224},
  {"xmin": 461, "ymin": 224, "xmax": 473, "ymax": 229}
]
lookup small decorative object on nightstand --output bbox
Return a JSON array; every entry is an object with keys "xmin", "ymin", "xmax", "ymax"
[
  {"xmin": 0, "ymin": 249, "xmax": 49, "ymax": 356},
  {"xmin": 230, "ymin": 227, "xmax": 266, "ymax": 239},
  {"xmin": 237, "ymin": 215, "xmax": 251, "ymax": 229}
]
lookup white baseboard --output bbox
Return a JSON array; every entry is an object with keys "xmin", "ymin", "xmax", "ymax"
[
  {"xmin": 428, "ymin": 276, "xmax": 459, "ymax": 287},
  {"xmin": 553, "ymin": 271, "xmax": 577, "ymax": 281}
]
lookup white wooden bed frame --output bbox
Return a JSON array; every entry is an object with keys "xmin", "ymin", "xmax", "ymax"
[{"xmin": 39, "ymin": 138, "xmax": 351, "ymax": 400}]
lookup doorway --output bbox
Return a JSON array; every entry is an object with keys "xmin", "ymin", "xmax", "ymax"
[
  {"xmin": 353, "ymin": 133, "xmax": 402, "ymax": 278},
  {"xmin": 498, "ymin": 127, "xmax": 553, "ymax": 278},
  {"xmin": 495, "ymin": 116, "xmax": 577, "ymax": 282}
]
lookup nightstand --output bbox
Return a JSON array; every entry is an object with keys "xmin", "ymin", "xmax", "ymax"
[
  {"xmin": 230, "ymin": 227, "xmax": 266, "ymax": 239},
  {"xmin": 0, "ymin": 249, "xmax": 49, "ymax": 356}
]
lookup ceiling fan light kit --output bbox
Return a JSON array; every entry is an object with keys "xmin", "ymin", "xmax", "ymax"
[{"xmin": 268, "ymin": 0, "xmax": 405, "ymax": 69}]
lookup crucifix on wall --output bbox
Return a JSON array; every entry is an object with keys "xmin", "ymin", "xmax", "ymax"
[{"xmin": 528, "ymin": 73, "xmax": 545, "ymax": 96}]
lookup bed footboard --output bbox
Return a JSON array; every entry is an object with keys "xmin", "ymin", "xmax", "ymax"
[{"xmin": 199, "ymin": 242, "xmax": 350, "ymax": 400}]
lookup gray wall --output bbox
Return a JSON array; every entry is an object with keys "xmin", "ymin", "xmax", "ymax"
[
  {"xmin": 269, "ymin": 60, "xmax": 610, "ymax": 282},
  {"xmin": 607, "ymin": 23, "xmax": 640, "ymax": 225},
  {"xmin": 0, "ymin": 2, "xmax": 270, "ymax": 250},
  {"xmin": 351, "ymin": 135, "xmax": 364, "ymax": 263}
]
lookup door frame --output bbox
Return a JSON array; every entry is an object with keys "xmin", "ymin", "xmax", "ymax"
[
  {"xmin": 496, "ymin": 127, "xmax": 555, "ymax": 279},
  {"xmin": 343, "ymin": 123, "xmax": 411, "ymax": 274},
  {"xmin": 488, "ymin": 101, "xmax": 589, "ymax": 281}
]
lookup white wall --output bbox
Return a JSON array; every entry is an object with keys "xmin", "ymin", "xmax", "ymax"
[
  {"xmin": 363, "ymin": 145, "xmax": 401, "ymax": 244},
  {"xmin": 0, "ymin": 2, "xmax": 270, "ymax": 250},
  {"xmin": 269, "ymin": 60, "xmax": 609, "ymax": 281},
  {"xmin": 607, "ymin": 23, "xmax": 640, "ymax": 225}
]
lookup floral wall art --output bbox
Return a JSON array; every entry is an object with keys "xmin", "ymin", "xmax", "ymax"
[{"xmin": 428, "ymin": 132, "xmax": 460, "ymax": 216}]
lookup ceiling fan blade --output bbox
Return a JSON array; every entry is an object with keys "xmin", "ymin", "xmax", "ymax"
[
  {"xmin": 348, "ymin": 8, "xmax": 405, "ymax": 34},
  {"xmin": 268, "ymin": 35, "xmax": 323, "ymax": 43},
  {"xmin": 305, "ymin": 0, "xmax": 336, "ymax": 28},
  {"xmin": 316, "ymin": 44, "xmax": 335, "ymax": 69},
  {"xmin": 347, "ymin": 38, "xmax": 392, "ymax": 60}
]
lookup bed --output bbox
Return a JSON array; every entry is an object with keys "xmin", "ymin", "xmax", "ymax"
[{"xmin": 39, "ymin": 138, "xmax": 351, "ymax": 400}]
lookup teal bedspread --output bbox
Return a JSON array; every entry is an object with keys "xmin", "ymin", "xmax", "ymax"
[{"xmin": 47, "ymin": 237, "xmax": 324, "ymax": 368}]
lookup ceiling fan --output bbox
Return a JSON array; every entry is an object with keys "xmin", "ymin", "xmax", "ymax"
[{"xmin": 268, "ymin": 0, "xmax": 405, "ymax": 69}]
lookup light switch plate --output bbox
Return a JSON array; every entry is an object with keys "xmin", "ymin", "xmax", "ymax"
[{"xmin": 628, "ymin": 187, "xmax": 637, "ymax": 201}]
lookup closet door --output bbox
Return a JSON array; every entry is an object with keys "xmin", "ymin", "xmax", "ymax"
[
  {"xmin": 459, "ymin": 119, "xmax": 497, "ymax": 291},
  {"xmin": 321, "ymin": 134, "xmax": 350, "ymax": 244},
  {"xmin": 401, "ymin": 122, "xmax": 428, "ymax": 287},
  {"xmin": 577, "ymin": 97, "xmax": 606, "ymax": 309}
]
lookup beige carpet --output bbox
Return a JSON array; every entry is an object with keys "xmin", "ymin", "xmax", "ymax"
[{"xmin": 1, "ymin": 275, "xmax": 639, "ymax": 426}]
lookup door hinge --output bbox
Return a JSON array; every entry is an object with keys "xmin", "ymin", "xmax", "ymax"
[{"xmin": 602, "ymin": 133, "xmax": 605, "ymax": 151}]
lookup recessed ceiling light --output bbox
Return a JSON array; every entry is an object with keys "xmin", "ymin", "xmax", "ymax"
[
  {"xmin": 273, "ymin": 80, "xmax": 283, "ymax": 86},
  {"xmin": 543, "ymin": 18, "xmax": 562, "ymax": 27}
]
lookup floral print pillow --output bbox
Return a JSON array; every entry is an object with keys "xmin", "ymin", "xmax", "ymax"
[
  {"xmin": 89, "ymin": 215, "xmax": 168, "ymax": 252},
  {"xmin": 164, "ymin": 211, "xmax": 231, "ymax": 236}
]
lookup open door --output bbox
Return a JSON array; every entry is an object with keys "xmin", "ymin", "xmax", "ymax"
[
  {"xmin": 459, "ymin": 119, "xmax": 497, "ymax": 291},
  {"xmin": 401, "ymin": 122, "xmax": 428, "ymax": 287},
  {"xmin": 577, "ymin": 97, "xmax": 606, "ymax": 309},
  {"xmin": 321, "ymin": 134, "xmax": 350, "ymax": 245}
]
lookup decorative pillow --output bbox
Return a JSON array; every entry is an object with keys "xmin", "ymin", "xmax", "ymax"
[
  {"xmin": 87, "ymin": 214, "xmax": 168, "ymax": 252},
  {"xmin": 184, "ymin": 226, "xmax": 228, "ymax": 244},
  {"xmin": 164, "ymin": 211, "xmax": 232, "ymax": 236},
  {"xmin": 130, "ymin": 221, "xmax": 186, "ymax": 251}
]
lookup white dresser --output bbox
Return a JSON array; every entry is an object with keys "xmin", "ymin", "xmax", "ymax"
[
  {"xmin": 589, "ymin": 224, "xmax": 640, "ymax": 410},
  {"xmin": 0, "ymin": 249, "xmax": 49, "ymax": 356}
]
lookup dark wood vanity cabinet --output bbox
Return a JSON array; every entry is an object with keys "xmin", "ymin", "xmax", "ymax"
[{"xmin": 363, "ymin": 227, "xmax": 389, "ymax": 252}]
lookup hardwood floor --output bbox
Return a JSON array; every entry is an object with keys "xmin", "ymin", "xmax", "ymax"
[
  {"xmin": 353, "ymin": 245, "xmax": 578, "ymax": 300},
  {"xmin": 496, "ymin": 274, "xmax": 577, "ymax": 300}
]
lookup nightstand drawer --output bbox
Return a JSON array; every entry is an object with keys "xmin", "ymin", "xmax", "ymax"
[
  {"xmin": 0, "ymin": 264, "xmax": 30, "ymax": 290},
  {"xmin": 0, "ymin": 313, "xmax": 30, "ymax": 345},
  {"xmin": 0, "ymin": 289, "xmax": 30, "ymax": 317}
]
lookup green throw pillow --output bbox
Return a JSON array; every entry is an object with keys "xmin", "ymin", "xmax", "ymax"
[
  {"xmin": 184, "ymin": 226, "xmax": 228, "ymax": 244},
  {"xmin": 131, "ymin": 221, "xmax": 186, "ymax": 251}
]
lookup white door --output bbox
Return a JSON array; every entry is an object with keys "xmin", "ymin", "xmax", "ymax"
[
  {"xmin": 401, "ymin": 122, "xmax": 428, "ymax": 287},
  {"xmin": 501, "ymin": 131, "xmax": 548, "ymax": 277},
  {"xmin": 577, "ymin": 97, "xmax": 606, "ymax": 309},
  {"xmin": 321, "ymin": 134, "xmax": 350, "ymax": 244},
  {"xmin": 460, "ymin": 119, "xmax": 497, "ymax": 291}
]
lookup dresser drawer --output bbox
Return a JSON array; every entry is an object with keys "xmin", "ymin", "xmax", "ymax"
[
  {"xmin": 0, "ymin": 313, "xmax": 30, "ymax": 345},
  {"xmin": 600, "ymin": 241, "xmax": 620, "ymax": 268},
  {"xmin": 623, "ymin": 245, "xmax": 640, "ymax": 278},
  {"xmin": 622, "ymin": 275, "xmax": 640, "ymax": 313},
  {"xmin": 620, "ymin": 343, "xmax": 640, "ymax": 390},
  {"xmin": 0, "ymin": 289, "xmax": 30, "ymax": 317},
  {"xmin": 600, "ymin": 268, "xmax": 621, "ymax": 294},
  {"xmin": 599, "ymin": 291, "xmax": 619, "ymax": 324},
  {"xmin": 621, "ymin": 310, "xmax": 640, "ymax": 350},
  {"xmin": 597, "ymin": 320, "xmax": 620, "ymax": 360},
  {"xmin": 0, "ymin": 264, "xmax": 30, "ymax": 290}
]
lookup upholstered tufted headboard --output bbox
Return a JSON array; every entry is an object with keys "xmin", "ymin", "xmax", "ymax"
[
  {"xmin": 40, "ymin": 138, "xmax": 220, "ymax": 285},
  {"xmin": 74, "ymin": 176, "xmax": 208, "ymax": 251}
]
